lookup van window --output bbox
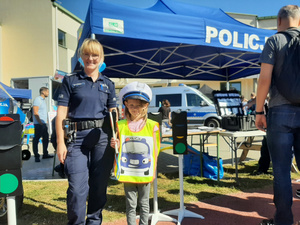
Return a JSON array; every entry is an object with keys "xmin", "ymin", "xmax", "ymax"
[
  {"xmin": 156, "ymin": 94, "xmax": 181, "ymax": 107},
  {"xmin": 220, "ymin": 82, "xmax": 241, "ymax": 94},
  {"xmin": 187, "ymin": 93, "xmax": 204, "ymax": 106}
]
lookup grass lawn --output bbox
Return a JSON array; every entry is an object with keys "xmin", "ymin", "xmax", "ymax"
[{"xmin": 10, "ymin": 161, "xmax": 300, "ymax": 225}]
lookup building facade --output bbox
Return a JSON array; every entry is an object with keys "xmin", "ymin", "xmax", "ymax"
[
  {"xmin": 0, "ymin": 0, "xmax": 82, "ymax": 84},
  {"xmin": 0, "ymin": 0, "xmax": 82, "ymax": 108}
]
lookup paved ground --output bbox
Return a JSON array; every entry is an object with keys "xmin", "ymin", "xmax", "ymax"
[{"xmin": 103, "ymin": 181, "xmax": 300, "ymax": 225}]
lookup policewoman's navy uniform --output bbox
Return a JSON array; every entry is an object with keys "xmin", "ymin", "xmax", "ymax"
[{"xmin": 58, "ymin": 69, "xmax": 117, "ymax": 225}]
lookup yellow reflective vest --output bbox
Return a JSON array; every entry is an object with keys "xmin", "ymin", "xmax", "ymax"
[{"xmin": 114, "ymin": 119, "xmax": 160, "ymax": 183}]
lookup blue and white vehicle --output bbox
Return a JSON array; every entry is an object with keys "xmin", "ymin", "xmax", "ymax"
[
  {"xmin": 120, "ymin": 136, "xmax": 152, "ymax": 176},
  {"xmin": 148, "ymin": 84, "xmax": 221, "ymax": 128}
]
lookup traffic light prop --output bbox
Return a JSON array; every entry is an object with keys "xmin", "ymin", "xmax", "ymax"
[
  {"xmin": 0, "ymin": 146, "xmax": 22, "ymax": 170},
  {"xmin": 172, "ymin": 111, "xmax": 187, "ymax": 154},
  {"xmin": 0, "ymin": 170, "xmax": 23, "ymax": 197},
  {"xmin": 148, "ymin": 112, "xmax": 162, "ymax": 126},
  {"xmin": 0, "ymin": 114, "xmax": 21, "ymax": 148},
  {"xmin": 0, "ymin": 114, "xmax": 23, "ymax": 197}
]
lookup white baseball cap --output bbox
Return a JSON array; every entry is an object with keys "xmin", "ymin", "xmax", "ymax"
[{"xmin": 119, "ymin": 81, "xmax": 152, "ymax": 104}]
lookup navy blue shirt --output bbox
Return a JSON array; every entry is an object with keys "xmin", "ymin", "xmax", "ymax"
[{"xmin": 58, "ymin": 70, "xmax": 117, "ymax": 120}]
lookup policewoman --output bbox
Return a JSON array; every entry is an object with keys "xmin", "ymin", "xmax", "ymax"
[{"xmin": 56, "ymin": 38, "xmax": 117, "ymax": 225}]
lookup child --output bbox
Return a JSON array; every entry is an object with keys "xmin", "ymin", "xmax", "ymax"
[{"xmin": 110, "ymin": 81, "xmax": 160, "ymax": 225}]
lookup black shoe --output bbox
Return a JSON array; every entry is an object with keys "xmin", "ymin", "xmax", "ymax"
[
  {"xmin": 252, "ymin": 170, "xmax": 271, "ymax": 176},
  {"xmin": 260, "ymin": 218, "xmax": 274, "ymax": 225},
  {"xmin": 42, "ymin": 154, "xmax": 54, "ymax": 159},
  {"xmin": 35, "ymin": 157, "xmax": 40, "ymax": 162},
  {"xmin": 296, "ymin": 189, "xmax": 300, "ymax": 198},
  {"xmin": 252, "ymin": 170, "xmax": 265, "ymax": 175}
]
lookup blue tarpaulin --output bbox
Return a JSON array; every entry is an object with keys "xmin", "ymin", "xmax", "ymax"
[
  {"xmin": 0, "ymin": 82, "xmax": 32, "ymax": 99},
  {"xmin": 72, "ymin": 0, "xmax": 275, "ymax": 81}
]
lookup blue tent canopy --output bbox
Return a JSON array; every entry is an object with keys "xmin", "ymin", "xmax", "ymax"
[
  {"xmin": 73, "ymin": 0, "xmax": 275, "ymax": 81},
  {"xmin": 0, "ymin": 82, "xmax": 32, "ymax": 99}
]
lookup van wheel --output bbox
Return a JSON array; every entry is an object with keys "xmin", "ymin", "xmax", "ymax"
[{"xmin": 205, "ymin": 118, "xmax": 220, "ymax": 128}]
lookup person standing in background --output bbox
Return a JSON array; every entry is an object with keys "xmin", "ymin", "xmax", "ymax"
[
  {"xmin": 240, "ymin": 95, "xmax": 248, "ymax": 103},
  {"xmin": 32, "ymin": 87, "xmax": 52, "ymax": 162},
  {"xmin": 247, "ymin": 92, "xmax": 256, "ymax": 115},
  {"xmin": 256, "ymin": 5, "xmax": 300, "ymax": 225},
  {"xmin": 245, "ymin": 97, "xmax": 271, "ymax": 175},
  {"xmin": 158, "ymin": 99, "xmax": 171, "ymax": 127}
]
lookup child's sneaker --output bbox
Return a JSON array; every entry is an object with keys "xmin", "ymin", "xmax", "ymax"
[
  {"xmin": 260, "ymin": 218, "xmax": 274, "ymax": 225},
  {"xmin": 296, "ymin": 189, "xmax": 300, "ymax": 198}
]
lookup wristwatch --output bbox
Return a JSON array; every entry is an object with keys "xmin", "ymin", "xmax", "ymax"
[{"xmin": 255, "ymin": 111, "xmax": 264, "ymax": 115}]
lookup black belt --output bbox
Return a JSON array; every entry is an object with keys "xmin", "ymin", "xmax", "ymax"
[{"xmin": 70, "ymin": 119, "xmax": 104, "ymax": 131}]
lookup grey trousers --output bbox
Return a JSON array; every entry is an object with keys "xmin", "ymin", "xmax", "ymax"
[{"xmin": 124, "ymin": 182, "xmax": 151, "ymax": 225}]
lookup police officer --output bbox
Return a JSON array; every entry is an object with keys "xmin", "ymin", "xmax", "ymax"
[{"xmin": 56, "ymin": 38, "xmax": 117, "ymax": 225}]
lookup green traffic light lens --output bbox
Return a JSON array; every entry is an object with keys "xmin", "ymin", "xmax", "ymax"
[
  {"xmin": 175, "ymin": 143, "xmax": 186, "ymax": 154},
  {"xmin": 0, "ymin": 174, "xmax": 19, "ymax": 194}
]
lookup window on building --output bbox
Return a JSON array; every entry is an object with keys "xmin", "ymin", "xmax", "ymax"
[
  {"xmin": 253, "ymin": 78, "xmax": 258, "ymax": 92},
  {"xmin": 58, "ymin": 29, "xmax": 66, "ymax": 47},
  {"xmin": 220, "ymin": 82, "xmax": 241, "ymax": 94}
]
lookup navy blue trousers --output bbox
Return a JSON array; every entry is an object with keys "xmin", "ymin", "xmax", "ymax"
[
  {"xmin": 33, "ymin": 123, "xmax": 49, "ymax": 158},
  {"xmin": 64, "ymin": 127, "xmax": 114, "ymax": 225},
  {"xmin": 267, "ymin": 105, "xmax": 300, "ymax": 225},
  {"xmin": 257, "ymin": 136, "xmax": 270, "ymax": 173}
]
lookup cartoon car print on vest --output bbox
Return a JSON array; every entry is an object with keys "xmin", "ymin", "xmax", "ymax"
[{"xmin": 120, "ymin": 136, "xmax": 151, "ymax": 176}]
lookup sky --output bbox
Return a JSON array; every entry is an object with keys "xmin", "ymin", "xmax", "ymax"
[{"xmin": 58, "ymin": 0, "xmax": 300, "ymax": 21}]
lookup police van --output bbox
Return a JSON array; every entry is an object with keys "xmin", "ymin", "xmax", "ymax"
[{"xmin": 148, "ymin": 84, "xmax": 221, "ymax": 128}]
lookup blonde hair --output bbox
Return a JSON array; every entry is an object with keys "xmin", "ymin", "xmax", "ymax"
[
  {"xmin": 79, "ymin": 38, "xmax": 104, "ymax": 64},
  {"xmin": 124, "ymin": 99, "xmax": 149, "ymax": 121}
]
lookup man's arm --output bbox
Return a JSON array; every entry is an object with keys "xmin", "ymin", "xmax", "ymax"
[
  {"xmin": 255, "ymin": 63, "xmax": 273, "ymax": 131},
  {"xmin": 33, "ymin": 105, "xmax": 43, "ymax": 125}
]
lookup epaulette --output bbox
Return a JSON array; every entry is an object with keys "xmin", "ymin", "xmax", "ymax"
[
  {"xmin": 101, "ymin": 74, "xmax": 114, "ymax": 84},
  {"xmin": 65, "ymin": 72, "xmax": 77, "ymax": 77}
]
